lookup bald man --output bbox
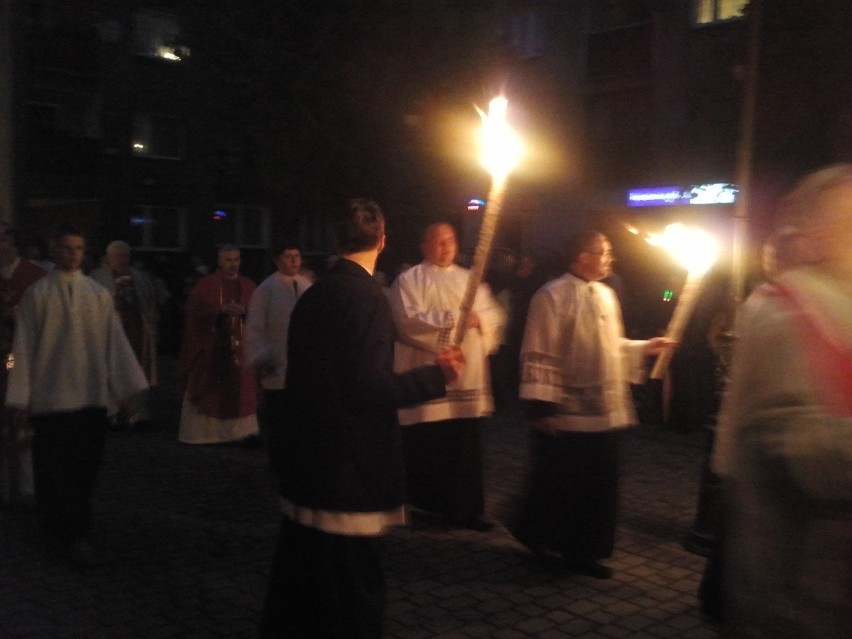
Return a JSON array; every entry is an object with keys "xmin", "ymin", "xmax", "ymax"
[
  {"xmin": 389, "ymin": 222, "xmax": 505, "ymax": 531},
  {"xmin": 90, "ymin": 241, "xmax": 159, "ymax": 427}
]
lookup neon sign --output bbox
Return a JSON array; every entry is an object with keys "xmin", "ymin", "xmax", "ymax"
[{"xmin": 627, "ymin": 183, "xmax": 738, "ymax": 207}]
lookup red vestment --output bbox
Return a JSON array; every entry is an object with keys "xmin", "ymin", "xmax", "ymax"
[
  {"xmin": 1, "ymin": 258, "xmax": 46, "ymax": 502},
  {"xmin": 177, "ymin": 272, "xmax": 258, "ymax": 421}
]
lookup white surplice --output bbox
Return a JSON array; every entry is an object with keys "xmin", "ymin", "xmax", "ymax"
[
  {"xmin": 390, "ymin": 261, "xmax": 505, "ymax": 425},
  {"xmin": 244, "ymin": 272, "xmax": 312, "ymax": 390},
  {"xmin": 5, "ymin": 271, "xmax": 149, "ymax": 414},
  {"xmin": 519, "ymin": 273, "xmax": 647, "ymax": 432}
]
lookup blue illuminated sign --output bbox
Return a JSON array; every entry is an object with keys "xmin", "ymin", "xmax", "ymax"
[{"xmin": 627, "ymin": 183, "xmax": 738, "ymax": 207}]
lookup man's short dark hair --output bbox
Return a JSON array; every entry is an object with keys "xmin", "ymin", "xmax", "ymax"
[
  {"xmin": 334, "ymin": 198, "xmax": 385, "ymax": 255},
  {"xmin": 51, "ymin": 224, "xmax": 85, "ymax": 244},
  {"xmin": 566, "ymin": 230, "xmax": 605, "ymax": 266},
  {"xmin": 269, "ymin": 239, "xmax": 301, "ymax": 261}
]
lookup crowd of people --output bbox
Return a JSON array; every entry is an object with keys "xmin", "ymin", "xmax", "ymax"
[{"xmin": 0, "ymin": 162, "xmax": 850, "ymax": 638}]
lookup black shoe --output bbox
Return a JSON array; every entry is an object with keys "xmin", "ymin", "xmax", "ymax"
[{"xmin": 564, "ymin": 560, "xmax": 613, "ymax": 579}]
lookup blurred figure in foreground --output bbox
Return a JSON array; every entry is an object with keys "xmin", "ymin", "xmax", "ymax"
[
  {"xmin": 260, "ymin": 199, "xmax": 463, "ymax": 637},
  {"xmin": 712, "ymin": 164, "xmax": 852, "ymax": 638},
  {"xmin": 514, "ymin": 230, "xmax": 668, "ymax": 579},
  {"xmin": 90, "ymin": 241, "xmax": 159, "ymax": 427}
]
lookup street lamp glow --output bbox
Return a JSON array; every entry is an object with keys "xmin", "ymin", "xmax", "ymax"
[{"xmin": 477, "ymin": 96, "xmax": 523, "ymax": 184}]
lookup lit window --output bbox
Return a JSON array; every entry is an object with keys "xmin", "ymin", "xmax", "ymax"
[
  {"xmin": 132, "ymin": 114, "xmax": 185, "ymax": 160},
  {"xmin": 133, "ymin": 12, "xmax": 190, "ymax": 62},
  {"xmin": 211, "ymin": 205, "xmax": 271, "ymax": 248},
  {"xmin": 128, "ymin": 206, "xmax": 187, "ymax": 249},
  {"xmin": 693, "ymin": 0, "xmax": 747, "ymax": 25}
]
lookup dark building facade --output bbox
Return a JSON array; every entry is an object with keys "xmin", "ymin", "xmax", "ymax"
[{"xmin": 2, "ymin": 0, "xmax": 328, "ymax": 281}]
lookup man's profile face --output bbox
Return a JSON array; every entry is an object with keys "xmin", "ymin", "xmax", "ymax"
[
  {"xmin": 577, "ymin": 235, "xmax": 614, "ymax": 282},
  {"xmin": 218, "ymin": 250, "xmax": 241, "ymax": 277},
  {"xmin": 422, "ymin": 224, "xmax": 458, "ymax": 268},
  {"xmin": 54, "ymin": 235, "xmax": 86, "ymax": 273},
  {"xmin": 274, "ymin": 249, "xmax": 302, "ymax": 277}
]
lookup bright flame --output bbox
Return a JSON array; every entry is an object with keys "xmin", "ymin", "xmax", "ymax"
[
  {"xmin": 477, "ymin": 96, "xmax": 523, "ymax": 183},
  {"xmin": 646, "ymin": 222, "xmax": 719, "ymax": 275}
]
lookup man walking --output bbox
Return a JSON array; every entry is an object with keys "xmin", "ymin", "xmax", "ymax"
[
  {"xmin": 514, "ymin": 230, "xmax": 667, "ymax": 578},
  {"xmin": 389, "ymin": 222, "xmax": 505, "ymax": 530},
  {"xmin": 244, "ymin": 240, "xmax": 312, "ymax": 435},
  {"xmin": 177, "ymin": 245, "xmax": 258, "ymax": 445},
  {"xmin": 261, "ymin": 199, "xmax": 463, "ymax": 638},
  {"xmin": 5, "ymin": 226, "xmax": 148, "ymax": 565},
  {"xmin": 90, "ymin": 240, "xmax": 159, "ymax": 427}
]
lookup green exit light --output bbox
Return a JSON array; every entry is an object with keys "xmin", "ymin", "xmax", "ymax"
[{"xmin": 663, "ymin": 289, "xmax": 674, "ymax": 302}]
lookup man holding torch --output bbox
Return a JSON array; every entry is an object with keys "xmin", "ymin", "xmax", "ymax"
[
  {"xmin": 390, "ymin": 222, "xmax": 506, "ymax": 531},
  {"xmin": 513, "ymin": 230, "xmax": 669, "ymax": 578}
]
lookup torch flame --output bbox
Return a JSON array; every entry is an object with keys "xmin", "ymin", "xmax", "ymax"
[
  {"xmin": 646, "ymin": 222, "xmax": 719, "ymax": 275},
  {"xmin": 477, "ymin": 96, "xmax": 523, "ymax": 184}
]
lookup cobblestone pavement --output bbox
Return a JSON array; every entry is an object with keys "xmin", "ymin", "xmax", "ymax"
[{"xmin": 1, "ymin": 379, "xmax": 720, "ymax": 638}]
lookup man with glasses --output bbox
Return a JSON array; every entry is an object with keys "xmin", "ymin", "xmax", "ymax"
[{"xmin": 513, "ymin": 230, "xmax": 667, "ymax": 579}]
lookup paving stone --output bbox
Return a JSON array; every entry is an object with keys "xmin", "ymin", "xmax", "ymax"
[{"xmin": 0, "ymin": 361, "xmax": 722, "ymax": 638}]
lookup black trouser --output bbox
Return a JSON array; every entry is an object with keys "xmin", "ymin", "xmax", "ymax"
[
  {"xmin": 260, "ymin": 516, "xmax": 385, "ymax": 638},
  {"xmin": 402, "ymin": 417, "xmax": 485, "ymax": 522},
  {"xmin": 31, "ymin": 407, "xmax": 108, "ymax": 546},
  {"xmin": 515, "ymin": 429, "xmax": 620, "ymax": 561},
  {"xmin": 260, "ymin": 389, "xmax": 286, "ymax": 443}
]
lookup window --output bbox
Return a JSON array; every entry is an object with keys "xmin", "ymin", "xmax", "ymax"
[
  {"xmin": 128, "ymin": 206, "xmax": 187, "ymax": 249},
  {"xmin": 210, "ymin": 205, "xmax": 271, "ymax": 248},
  {"xmin": 25, "ymin": 97, "xmax": 102, "ymax": 139},
  {"xmin": 587, "ymin": 89, "xmax": 652, "ymax": 143},
  {"xmin": 586, "ymin": 22, "xmax": 653, "ymax": 79},
  {"xmin": 132, "ymin": 114, "xmax": 185, "ymax": 160},
  {"xmin": 133, "ymin": 12, "xmax": 190, "ymax": 61},
  {"xmin": 509, "ymin": 9, "xmax": 546, "ymax": 59},
  {"xmin": 693, "ymin": 0, "xmax": 747, "ymax": 26},
  {"xmin": 590, "ymin": 0, "xmax": 652, "ymax": 32},
  {"xmin": 25, "ymin": 102, "xmax": 62, "ymax": 131}
]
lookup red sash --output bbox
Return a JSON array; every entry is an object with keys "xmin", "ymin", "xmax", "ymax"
[{"xmin": 764, "ymin": 281, "xmax": 852, "ymax": 417}]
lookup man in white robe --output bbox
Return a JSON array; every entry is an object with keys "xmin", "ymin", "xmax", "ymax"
[
  {"xmin": 711, "ymin": 165, "xmax": 852, "ymax": 639},
  {"xmin": 5, "ymin": 226, "xmax": 148, "ymax": 565},
  {"xmin": 515, "ymin": 230, "xmax": 667, "ymax": 578},
  {"xmin": 244, "ymin": 241, "xmax": 312, "ymax": 437},
  {"xmin": 390, "ymin": 222, "xmax": 505, "ymax": 530}
]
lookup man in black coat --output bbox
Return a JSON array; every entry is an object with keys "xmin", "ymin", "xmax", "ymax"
[{"xmin": 260, "ymin": 198, "xmax": 464, "ymax": 638}]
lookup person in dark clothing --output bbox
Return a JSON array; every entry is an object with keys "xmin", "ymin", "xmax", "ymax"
[{"xmin": 260, "ymin": 198, "xmax": 464, "ymax": 638}]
